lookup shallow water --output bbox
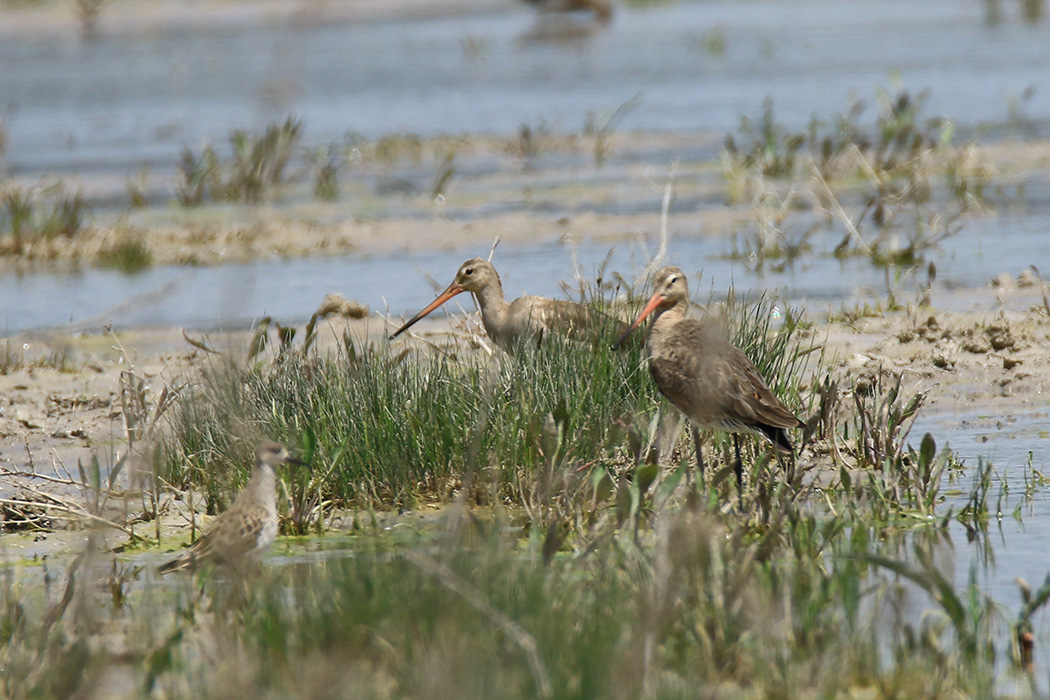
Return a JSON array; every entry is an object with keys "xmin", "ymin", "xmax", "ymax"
[
  {"xmin": 1, "ymin": 208, "xmax": 1045, "ymax": 335},
  {"xmin": 2, "ymin": 0, "xmax": 1048, "ymax": 181}
]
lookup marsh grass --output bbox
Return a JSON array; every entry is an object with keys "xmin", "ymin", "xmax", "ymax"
[
  {"xmin": 722, "ymin": 90, "xmax": 998, "ymax": 274},
  {"xmin": 309, "ymin": 144, "xmax": 340, "ymax": 201},
  {"xmin": 126, "ymin": 166, "xmax": 149, "ymax": 208},
  {"xmin": 175, "ymin": 116, "xmax": 303, "ymax": 205},
  {"xmin": 3, "ymin": 465, "xmax": 1034, "ymax": 700},
  {"xmin": 0, "ymin": 338, "xmax": 81, "ymax": 375},
  {"xmin": 29, "ymin": 265, "xmax": 1033, "ymax": 698},
  {"xmin": 584, "ymin": 94, "xmax": 642, "ymax": 167},
  {"xmin": 6, "ymin": 304, "xmax": 1039, "ymax": 699},
  {"xmin": 431, "ymin": 149, "xmax": 457, "ymax": 199},
  {"xmin": 0, "ymin": 184, "xmax": 89, "ymax": 254},
  {"xmin": 163, "ymin": 276, "xmax": 833, "ymax": 551},
  {"xmin": 726, "ymin": 90, "xmax": 946, "ymax": 183},
  {"xmin": 506, "ymin": 119, "xmax": 583, "ymax": 165},
  {"xmin": 98, "ymin": 226, "xmax": 153, "ymax": 273},
  {"xmin": 167, "ymin": 316, "xmax": 658, "ymax": 515}
]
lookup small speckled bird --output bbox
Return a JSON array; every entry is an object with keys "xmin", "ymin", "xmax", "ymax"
[
  {"xmin": 158, "ymin": 441, "xmax": 300, "ymax": 574},
  {"xmin": 614, "ymin": 267, "xmax": 804, "ymax": 489},
  {"xmin": 389, "ymin": 258, "xmax": 626, "ymax": 354}
]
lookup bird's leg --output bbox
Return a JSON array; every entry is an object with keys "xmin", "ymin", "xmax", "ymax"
[
  {"xmin": 733, "ymin": 434, "xmax": 744, "ymax": 493},
  {"xmin": 691, "ymin": 425, "xmax": 704, "ymax": 483},
  {"xmin": 777, "ymin": 449, "xmax": 799, "ymax": 489}
]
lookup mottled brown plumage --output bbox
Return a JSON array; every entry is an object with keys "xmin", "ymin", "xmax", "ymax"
[
  {"xmin": 159, "ymin": 442, "xmax": 300, "ymax": 574},
  {"xmin": 614, "ymin": 267, "xmax": 803, "ymax": 488},
  {"xmin": 389, "ymin": 258, "xmax": 625, "ymax": 354}
]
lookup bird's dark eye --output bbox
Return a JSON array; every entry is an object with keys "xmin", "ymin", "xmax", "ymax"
[{"xmin": 465, "ymin": 268, "xmax": 474, "ymax": 276}]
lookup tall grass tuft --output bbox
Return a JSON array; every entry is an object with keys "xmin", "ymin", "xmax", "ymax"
[
  {"xmin": 98, "ymin": 227, "xmax": 153, "ymax": 273},
  {"xmin": 1, "ymin": 184, "xmax": 89, "ymax": 253},
  {"xmin": 165, "ymin": 276, "xmax": 824, "ymax": 529},
  {"xmin": 174, "ymin": 116, "xmax": 304, "ymax": 205},
  {"xmin": 167, "ymin": 321, "xmax": 658, "ymax": 513}
]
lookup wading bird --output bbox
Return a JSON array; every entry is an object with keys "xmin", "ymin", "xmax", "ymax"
[
  {"xmin": 389, "ymin": 258, "xmax": 624, "ymax": 354},
  {"xmin": 522, "ymin": 0, "xmax": 613, "ymax": 23},
  {"xmin": 613, "ymin": 266, "xmax": 803, "ymax": 490},
  {"xmin": 159, "ymin": 441, "xmax": 303, "ymax": 574}
]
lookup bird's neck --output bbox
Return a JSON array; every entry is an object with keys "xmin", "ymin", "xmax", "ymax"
[
  {"xmin": 647, "ymin": 300, "xmax": 687, "ymax": 345},
  {"xmin": 472, "ymin": 283, "xmax": 508, "ymax": 323},
  {"xmin": 251, "ymin": 465, "xmax": 277, "ymax": 507}
]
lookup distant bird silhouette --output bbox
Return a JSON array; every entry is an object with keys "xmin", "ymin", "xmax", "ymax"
[
  {"xmin": 614, "ymin": 267, "xmax": 803, "ymax": 490},
  {"xmin": 159, "ymin": 441, "xmax": 302, "ymax": 574},
  {"xmin": 522, "ymin": 0, "xmax": 613, "ymax": 23}
]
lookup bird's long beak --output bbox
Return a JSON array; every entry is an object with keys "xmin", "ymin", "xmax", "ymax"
[
  {"xmin": 283, "ymin": 456, "xmax": 310, "ymax": 468},
  {"xmin": 388, "ymin": 281, "xmax": 465, "ymax": 340},
  {"xmin": 612, "ymin": 291, "xmax": 665, "ymax": 349}
]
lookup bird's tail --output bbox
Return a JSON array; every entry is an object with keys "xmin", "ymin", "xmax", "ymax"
[
  {"xmin": 157, "ymin": 551, "xmax": 195, "ymax": 575},
  {"xmin": 757, "ymin": 423, "xmax": 796, "ymax": 452}
]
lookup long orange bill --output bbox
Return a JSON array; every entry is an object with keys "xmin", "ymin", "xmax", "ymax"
[
  {"xmin": 388, "ymin": 282, "xmax": 465, "ymax": 340},
  {"xmin": 612, "ymin": 291, "xmax": 665, "ymax": 349}
]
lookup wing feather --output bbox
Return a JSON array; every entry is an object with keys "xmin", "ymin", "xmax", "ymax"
[{"xmin": 649, "ymin": 319, "xmax": 802, "ymax": 431}]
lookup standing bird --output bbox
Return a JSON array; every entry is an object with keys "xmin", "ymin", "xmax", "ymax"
[
  {"xmin": 159, "ymin": 441, "xmax": 302, "ymax": 574},
  {"xmin": 613, "ymin": 267, "xmax": 804, "ymax": 490},
  {"xmin": 389, "ymin": 258, "xmax": 625, "ymax": 354},
  {"xmin": 523, "ymin": 0, "xmax": 613, "ymax": 23}
]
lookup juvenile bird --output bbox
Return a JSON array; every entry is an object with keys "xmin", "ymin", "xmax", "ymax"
[{"xmin": 158, "ymin": 441, "xmax": 301, "ymax": 574}]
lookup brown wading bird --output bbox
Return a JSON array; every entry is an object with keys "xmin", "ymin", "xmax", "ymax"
[
  {"xmin": 613, "ymin": 266, "xmax": 804, "ymax": 490},
  {"xmin": 158, "ymin": 441, "xmax": 304, "ymax": 574},
  {"xmin": 389, "ymin": 258, "xmax": 626, "ymax": 354},
  {"xmin": 523, "ymin": 0, "xmax": 613, "ymax": 23}
]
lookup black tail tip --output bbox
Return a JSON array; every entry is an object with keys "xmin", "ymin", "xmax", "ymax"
[{"xmin": 758, "ymin": 424, "xmax": 795, "ymax": 453}]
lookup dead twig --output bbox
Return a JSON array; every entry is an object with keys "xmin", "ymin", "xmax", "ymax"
[
  {"xmin": 0, "ymin": 494, "xmax": 147, "ymax": 542},
  {"xmin": 810, "ymin": 159, "xmax": 872, "ymax": 258}
]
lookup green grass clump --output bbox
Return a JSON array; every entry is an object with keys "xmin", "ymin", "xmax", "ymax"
[
  {"xmin": 163, "ymin": 276, "xmax": 834, "ymax": 539},
  {"xmin": 175, "ymin": 116, "xmax": 303, "ymax": 205},
  {"xmin": 721, "ymin": 90, "xmax": 997, "ymax": 274},
  {"xmin": 725, "ymin": 89, "xmax": 946, "ymax": 182},
  {"xmin": 0, "ymin": 184, "xmax": 89, "ymax": 254},
  {"xmin": 98, "ymin": 229, "xmax": 153, "ymax": 273},
  {"xmin": 166, "ymin": 320, "xmax": 658, "ymax": 511}
]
